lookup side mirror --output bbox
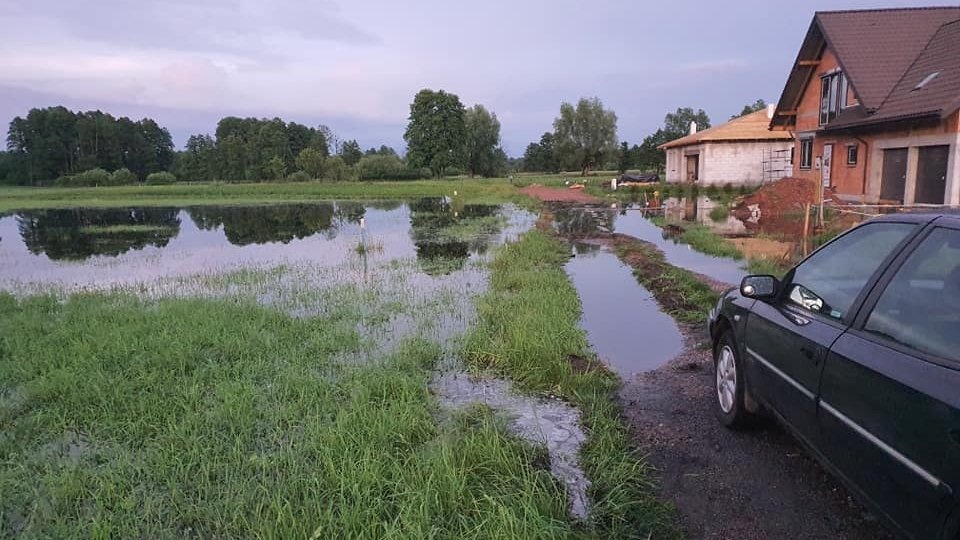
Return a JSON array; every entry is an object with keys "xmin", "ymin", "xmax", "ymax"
[{"xmin": 740, "ymin": 275, "xmax": 779, "ymax": 299}]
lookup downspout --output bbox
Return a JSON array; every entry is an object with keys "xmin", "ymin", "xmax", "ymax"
[{"xmin": 853, "ymin": 133, "xmax": 869, "ymax": 198}]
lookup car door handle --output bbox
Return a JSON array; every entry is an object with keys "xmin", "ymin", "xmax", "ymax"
[{"xmin": 800, "ymin": 346, "xmax": 817, "ymax": 362}]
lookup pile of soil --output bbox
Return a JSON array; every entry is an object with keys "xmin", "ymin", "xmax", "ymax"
[
  {"xmin": 732, "ymin": 177, "xmax": 833, "ymax": 219},
  {"xmin": 520, "ymin": 184, "xmax": 599, "ymax": 204}
]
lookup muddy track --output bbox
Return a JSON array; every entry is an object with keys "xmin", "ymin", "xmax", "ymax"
[{"xmin": 619, "ymin": 329, "xmax": 893, "ymax": 540}]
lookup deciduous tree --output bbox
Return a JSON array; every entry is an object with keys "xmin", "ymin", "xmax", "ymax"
[
  {"xmin": 552, "ymin": 97, "xmax": 618, "ymax": 176},
  {"xmin": 404, "ymin": 89, "xmax": 466, "ymax": 177},
  {"xmin": 463, "ymin": 105, "xmax": 502, "ymax": 177}
]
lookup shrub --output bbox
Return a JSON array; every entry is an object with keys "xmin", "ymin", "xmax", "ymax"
[
  {"xmin": 109, "ymin": 168, "xmax": 137, "ymax": 185},
  {"xmin": 56, "ymin": 168, "xmax": 112, "ymax": 187},
  {"xmin": 722, "ymin": 183, "xmax": 734, "ymax": 194},
  {"xmin": 145, "ymin": 171, "xmax": 177, "ymax": 185},
  {"xmin": 286, "ymin": 171, "xmax": 311, "ymax": 183},
  {"xmin": 357, "ymin": 154, "xmax": 405, "ymax": 180},
  {"xmin": 322, "ymin": 156, "xmax": 356, "ymax": 182}
]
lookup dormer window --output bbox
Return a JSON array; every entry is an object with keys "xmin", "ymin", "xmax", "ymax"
[{"xmin": 820, "ymin": 71, "xmax": 848, "ymax": 125}]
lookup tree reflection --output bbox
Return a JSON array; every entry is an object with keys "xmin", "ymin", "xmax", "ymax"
[
  {"xmin": 408, "ymin": 198, "xmax": 502, "ymax": 275},
  {"xmin": 188, "ymin": 203, "xmax": 338, "ymax": 246},
  {"xmin": 17, "ymin": 208, "xmax": 181, "ymax": 260},
  {"xmin": 552, "ymin": 206, "xmax": 616, "ymax": 237}
]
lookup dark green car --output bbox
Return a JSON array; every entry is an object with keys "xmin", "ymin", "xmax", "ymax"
[{"xmin": 708, "ymin": 212, "xmax": 960, "ymax": 540}]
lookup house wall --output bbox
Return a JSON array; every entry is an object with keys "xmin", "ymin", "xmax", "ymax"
[
  {"xmin": 664, "ymin": 141, "xmax": 793, "ymax": 185},
  {"xmin": 790, "ymin": 44, "xmax": 960, "ymax": 204}
]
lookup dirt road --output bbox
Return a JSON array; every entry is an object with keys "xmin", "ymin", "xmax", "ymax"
[{"xmin": 619, "ymin": 330, "xmax": 894, "ymax": 540}]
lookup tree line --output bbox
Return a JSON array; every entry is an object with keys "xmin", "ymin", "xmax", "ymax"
[{"xmin": 520, "ymin": 98, "xmax": 767, "ymax": 175}]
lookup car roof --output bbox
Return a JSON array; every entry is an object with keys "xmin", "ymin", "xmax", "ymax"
[{"xmin": 865, "ymin": 210, "xmax": 960, "ymax": 226}]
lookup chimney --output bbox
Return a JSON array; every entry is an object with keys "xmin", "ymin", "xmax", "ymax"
[
  {"xmin": 689, "ymin": 121, "xmax": 697, "ymax": 135},
  {"xmin": 766, "ymin": 103, "xmax": 776, "ymax": 119}
]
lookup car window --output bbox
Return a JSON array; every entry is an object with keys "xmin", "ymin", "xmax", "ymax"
[
  {"xmin": 788, "ymin": 222, "xmax": 915, "ymax": 320},
  {"xmin": 864, "ymin": 227, "xmax": 960, "ymax": 362}
]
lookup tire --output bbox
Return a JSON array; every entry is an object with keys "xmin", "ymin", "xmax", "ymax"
[{"xmin": 713, "ymin": 330, "xmax": 754, "ymax": 429}]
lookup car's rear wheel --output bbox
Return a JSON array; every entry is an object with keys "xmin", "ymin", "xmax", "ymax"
[{"xmin": 714, "ymin": 330, "xmax": 753, "ymax": 428}]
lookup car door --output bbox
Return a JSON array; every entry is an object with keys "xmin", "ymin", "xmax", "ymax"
[
  {"xmin": 818, "ymin": 222, "xmax": 960, "ymax": 539},
  {"xmin": 744, "ymin": 221, "xmax": 918, "ymax": 444}
]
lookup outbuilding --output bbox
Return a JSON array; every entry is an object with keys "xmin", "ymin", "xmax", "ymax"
[{"xmin": 659, "ymin": 107, "xmax": 794, "ymax": 186}]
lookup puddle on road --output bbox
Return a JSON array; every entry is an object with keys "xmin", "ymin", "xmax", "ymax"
[
  {"xmin": 564, "ymin": 242, "xmax": 683, "ymax": 376},
  {"xmin": 432, "ymin": 371, "xmax": 590, "ymax": 521}
]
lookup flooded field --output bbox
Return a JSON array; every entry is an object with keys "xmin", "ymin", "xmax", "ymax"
[{"xmin": 0, "ymin": 200, "xmax": 533, "ymax": 354}]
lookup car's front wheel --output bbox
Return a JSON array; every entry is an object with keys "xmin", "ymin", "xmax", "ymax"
[{"xmin": 714, "ymin": 330, "xmax": 753, "ymax": 428}]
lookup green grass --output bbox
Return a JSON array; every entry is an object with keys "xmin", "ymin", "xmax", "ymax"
[
  {"xmin": 650, "ymin": 217, "xmax": 744, "ymax": 260},
  {"xmin": 746, "ymin": 256, "xmax": 792, "ymax": 279},
  {"xmin": 0, "ymin": 180, "xmax": 529, "ymax": 212},
  {"xmin": 0, "ymin": 292, "xmax": 585, "ymax": 538},
  {"xmin": 707, "ymin": 205, "xmax": 729, "ymax": 222},
  {"xmin": 463, "ymin": 230, "xmax": 680, "ymax": 539},
  {"xmin": 610, "ymin": 236, "xmax": 720, "ymax": 325}
]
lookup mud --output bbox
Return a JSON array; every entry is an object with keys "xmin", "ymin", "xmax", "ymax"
[
  {"xmin": 619, "ymin": 329, "xmax": 894, "ymax": 540},
  {"xmin": 431, "ymin": 371, "xmax": 591, "ymax": 520},
  {"xmin": 520, "ymin": 185, "xmax": 599, "ymax": 204}
]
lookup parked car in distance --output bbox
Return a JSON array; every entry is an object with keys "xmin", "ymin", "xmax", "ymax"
[{"xmin": 708, "ymin": 212, "xmax": 960, "ymax": 540}]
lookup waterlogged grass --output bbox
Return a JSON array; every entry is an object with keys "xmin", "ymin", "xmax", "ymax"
[
  {"xmin": 612, "ymin": 236, "xmax": 720, "ymax": 325},
  {"xmin": 0, "ymin": 292, "xmax": 586, "ymax": 538},
  {"xmin": 650, "ymin": 216, "xmax": 744, "ymax": 260},
  {"xmin": 0, "ymin": 180, "xmax": 529, "ymax": 212},
  {"xmin": 463, "ymin": 230, "xmax": 680, "ymax": 539}
]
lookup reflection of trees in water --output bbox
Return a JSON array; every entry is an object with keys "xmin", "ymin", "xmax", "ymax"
[
  {"xmin": 333, "ymin": 202, "xmax": 366, "ymax": 226},
  {"xmin": 552, "ymin": 207, "xmax": 616, "ymax": 237},
  {"xmin": 188, "ymin": 203, "xmax": 340, "ymax": 246},
  {"xmin": 408, "ymin": 198, "xmax": 502, "ymax": 275},
  {"xmin": 17, "ymin": 208, "xmax": 181, "ymax": 260},
  {"xmin": 364, "ymin": 200, "xmax": 404, "ymax": 212}
]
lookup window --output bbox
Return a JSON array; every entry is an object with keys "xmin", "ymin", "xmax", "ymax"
[
  {"xmin": 787, "ymin": 222, "xmax": 915, "ymax": 320},
  {"xmin": 820, "ymin": 72, "xmax": 847, "ymax": 125},
  {"xmin": 847, "ymin": 144, "xmax": 858, "ymax": 166},
  {"xmin": 865, "ymin": 228, "xmax": 960, "ymax": 362},
  {"xmin": 800, "ymin": 139, "xmax": 813, "ymax": 170}
]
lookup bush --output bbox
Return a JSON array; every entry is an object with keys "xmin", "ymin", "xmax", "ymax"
[
  {"xmin": 55, "ymin": 168, "xmax": 111, "ymax": 187},
  {"xmin": 357, "ymin": 154, "xmax": 405, "ymax": 180},
  {"xmin": 145, "ymin": 171, "xmax": 177, "ymax": 185},
  {"xmin": 286, "ymin": 171, "xmax": 311, "ymax": 183},
  {"xmin": 322, "ymin": 156, "xmax": 356, "ymax": 182},
  {"xmin": 109, "ymin": 168, "xmax": 137, "ymax": 185}
]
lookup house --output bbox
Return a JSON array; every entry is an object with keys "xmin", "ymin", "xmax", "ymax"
[
  {"xmin": 659, "ymin": 108, "xmax": 794, "ymax": 185},
  {"xmin": 770, "ymin": 7, "xmax": 960, "ymax": 205}
]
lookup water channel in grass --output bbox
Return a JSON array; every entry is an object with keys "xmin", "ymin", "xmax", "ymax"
[{"xmin": 564, "ymin": 241, "xmax": 683, "ymax": 377}]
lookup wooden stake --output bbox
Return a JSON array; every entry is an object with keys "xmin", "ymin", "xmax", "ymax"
[{"xmin": 802, "ymin": 203, "xmax": 811, "ymax": 257}]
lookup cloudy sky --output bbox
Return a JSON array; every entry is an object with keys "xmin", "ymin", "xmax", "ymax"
[{"xmin": 0, "ymin": 0, "xmax": 953, "ymax": 155}]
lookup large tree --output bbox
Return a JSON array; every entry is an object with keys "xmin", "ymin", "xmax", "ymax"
[
  {"xmin": 521, "ymin": 132, "xmax": 559, "ymax": 173},
  {"xmin": 463, "ymin": 105, "xmax": 502, "ymax": 178},
  {"xmin": 636, "ymin": 129, "xmax": 671, "ymax": 173},
  {"xmin": 663, "ymin": 107, "xmax": 711, "ymax": 142},
  {"xmin": 404, "ymin": 89, "xmax": 466, "ymax": 177},
  {"xmin": 552, "ymin": 97, "xmax": 618, "ymax": 176},
  {"xmin": 731, "ymin": 99, "xmax": 768, "ymax": 119}
]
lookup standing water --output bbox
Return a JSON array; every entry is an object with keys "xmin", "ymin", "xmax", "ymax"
[{"xmin": 565, "ymin": 242, "xmax": 683, "ymax": 377}]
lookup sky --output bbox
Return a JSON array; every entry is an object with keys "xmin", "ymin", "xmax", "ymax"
[{"xmin": 1, "ymin": 0, "xmax": 955, "ymax": 156}]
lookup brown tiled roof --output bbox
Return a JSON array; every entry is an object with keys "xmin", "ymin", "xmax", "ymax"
[
  {"xmin": 771, "ymin": 7, "xmax": 960, "ymax": 130},
  {"xmin": 658, "ymin": 110, "xmax": 792, "ymax": 150},
  {"xmin": 817, "ymin": 7, "xmax": 960, "ymax": 111},
  {"xmin": 828, "ymin": 18, "xmax": 960, "ymax": 129}
]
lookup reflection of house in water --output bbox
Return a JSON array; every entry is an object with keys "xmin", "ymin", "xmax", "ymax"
[
  {"xmin": 660, "ymin": 197, "xmax": 750, "ymax": 236},
  {"xmin": 17, "ymin": 208, "xmax": 181, "ymax": 260},
  {"xmin": 552, "ymin": 206, "xmax": 616, "ymax": 237}
]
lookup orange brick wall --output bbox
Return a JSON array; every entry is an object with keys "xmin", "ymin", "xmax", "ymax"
[{"xmin": 789, "ymin": 46, "xmax": 958, "ymax": 198}]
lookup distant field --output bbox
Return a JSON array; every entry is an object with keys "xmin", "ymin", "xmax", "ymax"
[{"xmin": 0, "ymin": 179, "xmax": 550, "ymax": 212}]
